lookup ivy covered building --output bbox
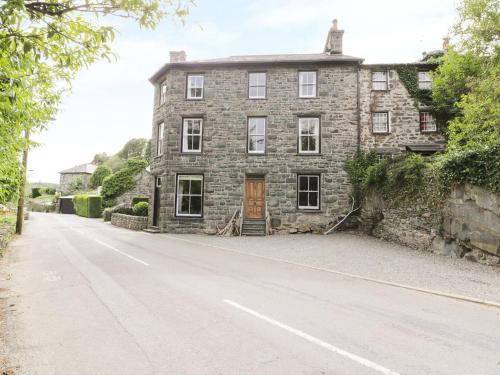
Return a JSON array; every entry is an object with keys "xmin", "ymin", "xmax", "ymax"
[{"xmin": 147, "ymin": 20, "xmax": 445, "ymax": 235}]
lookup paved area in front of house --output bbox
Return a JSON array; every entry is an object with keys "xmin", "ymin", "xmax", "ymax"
[
  {"xmin": 169, "ymin": 232, "xmax": 500, "ymax": 303},
  {"xmin": 1, "ymin": 212, "xmax": 499, "ymax": 375}
]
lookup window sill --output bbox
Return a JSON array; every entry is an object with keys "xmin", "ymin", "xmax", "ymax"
[
  {"xmin": 296, "ymin": 153, "xmax": 322, "ymax": 156},
  {"xmin": 298, "ymin": 96, "xmax": 319, "ymax": 99},
  {"xmin": 371, "ymin": 89, "xmax": 389, "ymax": 92},
  {"xmin": 174, "ymin": 215, "xmax": 204, "ymax": 221},
  {"xmin": 296, "ymin": 209, "xmax": 323, "ymax": 213},
  {"xmin": 186, "ymin": 98, "xmax": 204, "ymax": 101},
  {"xmin": 248, "ymin": 97, "xmax": 267, "ymax": 100},
  {"xmin": 372, "ymin": 132, "xmax": 391, "ymax": 135},
  {"xmin": 420, "ymin": 130, "xmax": 438, "ymax": 134},
  {"xmin": 180, "ymin": 152, "xmax": 202, "ymax": 155}
]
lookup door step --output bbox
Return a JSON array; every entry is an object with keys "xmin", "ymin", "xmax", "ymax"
[
  {"xmin": 143, "ymin": 226, "xmax": 160, "ymax": 234},
  {"xmin": 241, "ymin": 219, "xmax": 266, "ymax": 236}
]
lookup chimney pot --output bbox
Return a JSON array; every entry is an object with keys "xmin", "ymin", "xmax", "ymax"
[{"xmin": 170, "ymin": 50, "xmax": 186, "ymax": 63}]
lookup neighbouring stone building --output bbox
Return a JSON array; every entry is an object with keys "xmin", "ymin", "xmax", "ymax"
[
  {"xmin": 147, "ymin": 20, "xmax": 445, "ymax": 234},
  {"xmin": 59, "ymin": 163, "xmax": 97, "ymax": 194}
]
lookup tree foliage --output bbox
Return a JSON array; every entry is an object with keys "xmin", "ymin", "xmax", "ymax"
[
  {"xmin": 101, "ymin": 158, "xmax": 148, "ymax": 206},
  {"xmin": 432, "ymin": 0, "xmax": 499, "ymax": 151},
  {"xmin": 90, "ymin": 165, "xmax": 112, "ymax": 188},
  {"xmin": 0, "ymin": 0, "xmax": 192, "ymax": 204},
  {"xmin": 117, "ymin": 138, "xmax": 148, "ymax": 160}
]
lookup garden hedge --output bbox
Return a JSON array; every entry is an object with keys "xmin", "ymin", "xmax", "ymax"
[{"xmin": 73, "ymin": 194, "xmax": 103, "ymax": 218}]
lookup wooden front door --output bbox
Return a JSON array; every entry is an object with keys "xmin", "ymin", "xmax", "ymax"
[{"xmin": 245, "ymin": 179, "xmax": 265, "ymax": 219}]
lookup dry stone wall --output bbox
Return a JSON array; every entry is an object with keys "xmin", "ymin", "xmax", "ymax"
[{"xmin": 111, "ymin": 213, "xmax": 148, "ymax": 231}]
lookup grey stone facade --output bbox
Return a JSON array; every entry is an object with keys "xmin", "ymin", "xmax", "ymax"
[
  {"xmin": 59, "ymin": 163, "xmax": 97, "ymax": 193},
  {"xmin": 148, "ymin": 24, "xmax": 445, "ymax": 234},
  {"xmin": 359, "ymin": 67, "xmax": 445, "ymax": 153}
]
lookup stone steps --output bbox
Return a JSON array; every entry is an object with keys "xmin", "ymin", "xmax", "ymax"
[
  {"xmin": 241, "ymin": 219, "xmax": 266, "ymax": 236},
  {"xmin": 143, "ymin": 226, "xmax": 160, "ymax": 234}
]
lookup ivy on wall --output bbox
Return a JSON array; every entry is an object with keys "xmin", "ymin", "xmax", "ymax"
[{"xmin": 394, "ymin": 65, "xmax": 433, "ymax": 107}]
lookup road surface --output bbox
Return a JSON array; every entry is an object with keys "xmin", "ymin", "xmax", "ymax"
[{"xmin": 1, "ymin": 213, "xmax": 499, "ymax": 374}]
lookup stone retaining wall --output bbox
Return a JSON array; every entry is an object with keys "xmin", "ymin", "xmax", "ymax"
[
  {"xmin": 361, "ymin": 184, "xmax": 500, "ymax": 266},
  {"xmin": 111, "ymin": 213, "xmax": 148, "ymax": 231},
  {"xmin": 439, "ymin": 184, "xmax": 500, "ymax": 264}
]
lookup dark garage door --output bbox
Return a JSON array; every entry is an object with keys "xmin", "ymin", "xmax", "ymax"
[{"xmin": 59, "ymin": 197, "xmax": 75, "ymax": 214}]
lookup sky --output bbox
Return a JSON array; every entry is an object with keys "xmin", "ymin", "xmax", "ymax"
[{"xmin": 28, "ymin": 0, "xmax": 458, "ymax": 183}]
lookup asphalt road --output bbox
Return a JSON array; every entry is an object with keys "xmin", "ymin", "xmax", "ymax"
[{"xmin": 1, "ymin": 213, "xmax": 500, "ymax": 375}]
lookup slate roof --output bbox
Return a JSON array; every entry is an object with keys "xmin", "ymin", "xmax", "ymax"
[
  {"xmin": 59, "ymin": 163, "xmax": 97, "ymax": 175},
  {"xmin": 150, "ymin": 52, "xmax": 364, "ymax": 82}
]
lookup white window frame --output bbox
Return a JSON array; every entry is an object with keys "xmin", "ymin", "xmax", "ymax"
[
  {"xmin": 372, "ymin": 71, "xmax": 388, "ymax": 91},
  {"xmin": 299, "ymin": 71, "xmax": 317, "ymax": 98},
  {"xmin": 419, "ymin": 111, "xmax": 437, "ymax": 132},
  {"xmin": 247, "ymin": 117, "xmax": 266, "ymax": 154},
  {"xmin": 159, "ymin": 81, "xmax": 167, "ymax": 105},
  {"xmin": 248, "ymin": 72, "xmax": 266, "ymax": 99},
  {"xmin": 186, "ymin": 74, "xmax": 204, "ymax": 99},
  {"xmin": 297, "ymin": 175, "xmax": 320, "ymax": 210},
  {"xmin": 418, "ymin": 71, "xmax": 432, "ymax": 90},
  {"xmin": 156, "ymin": 122, "xmax": 164, "ymax": 156},
  {"xmin": 372, "ymin": 112, "xmax": 390, "ymax": 134},
  {"xmin": 182, "ymin": 118, "xmax": 202, "ymax": 153},
  {"xmin": 298, "ymin": 117, "xmax": 320, "ymax": 154},
  {"xmin": 176, "ymin": 175, "xmax": 203, "ymax": 217}
]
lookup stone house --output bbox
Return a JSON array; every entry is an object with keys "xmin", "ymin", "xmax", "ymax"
[
  {"xmin": 59, "ymin": 163, "xmax": 97, "ymax": 193},
  {"xmin": 147, "ymin": 20, "xmax": 445, "ymax": 234}
]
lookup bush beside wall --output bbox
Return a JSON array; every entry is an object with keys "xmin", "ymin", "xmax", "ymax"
[{"xmin": 73, "ymin": 194, "xmax": 102, "ymax": 218}]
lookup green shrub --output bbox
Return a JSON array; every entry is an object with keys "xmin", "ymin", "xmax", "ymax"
[
  {"xmin": 73, "ymin": 194, "xmax": 102, "ymax": 218},
  {"xmin": 114, "ymin": 207, "xmax": 134, "ymax": 215},
  {"xmin": 345, "ymin": 151, "xmax": 445, "ymax": 208},
  {"xmin": 131, "ymin": 196, "xmax": 149, "ymax": 206},
  {"xmin": 90, "ymin": 165, "xmax": 112, "ymax": 188},
  {"xmin": 43, "ymin": 187, "xmax": 56, "ymax": 195},
  {"xmin": 31, "ymin": 187, "xmax": 42, "ymax": 198},
  {"xmin": 439, "ymin": 144, "xmax": 500, "ymax": 192},
  {"xmin": 101, "ymin": 158, "xmax": 148, "ymax": 207},
  {"xmin": 133, "ymin": 202, "xmax": 148, "ymax": 216}
]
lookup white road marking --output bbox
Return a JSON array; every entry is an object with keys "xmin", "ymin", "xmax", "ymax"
[
  {"xmin": 224, "ymin": 299, "xmax": 400, "ymax": 375},
  {"xmin": 94, "ymin": 239, "xmax": 150, "ymax": 266}
]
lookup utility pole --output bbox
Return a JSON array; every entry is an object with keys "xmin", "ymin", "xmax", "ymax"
[{"xmin": 16, "ymin": 128, "xmax": 30, "ymax": 235}]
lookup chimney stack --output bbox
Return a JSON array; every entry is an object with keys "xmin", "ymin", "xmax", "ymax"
[
  {"xmin": 170, "ymin": 50, "xmax": 186, "ymax": 63},
  {"xmin": 324, "ymin": 19, "xmax": 344, "ymax": 54}
]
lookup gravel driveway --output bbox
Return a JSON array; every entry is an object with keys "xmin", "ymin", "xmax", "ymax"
[{"xmin": 167, "ymin": 232, "xmax": 500, "ymax": 303}]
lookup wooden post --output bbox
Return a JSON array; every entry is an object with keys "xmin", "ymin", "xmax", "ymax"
[{"xmin": 16, "ymin": 129, "xmax": 30, "ymax": 235}]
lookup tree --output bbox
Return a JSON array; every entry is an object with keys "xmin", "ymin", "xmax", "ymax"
[
  {"xmin": 67, "ymin": 177, "xmax": 84, "ymax": 194},
  {"xmin": 92, "ymin": 153, "xmax": 110, "ymax": 165},
  {"xmin": 90, "ymin": 165, "xmax": 112, "ymax": 188},
  {"xmin": 0, "ymin": 0, "xmax": 193, "ymax": 203},
  {"xmin": 432, "ymin": 0, "xmax": 499, "ymax": 151},
  {"xmin": 117, "ymin": 138, "xmax": 148, "ymax": 160}
]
